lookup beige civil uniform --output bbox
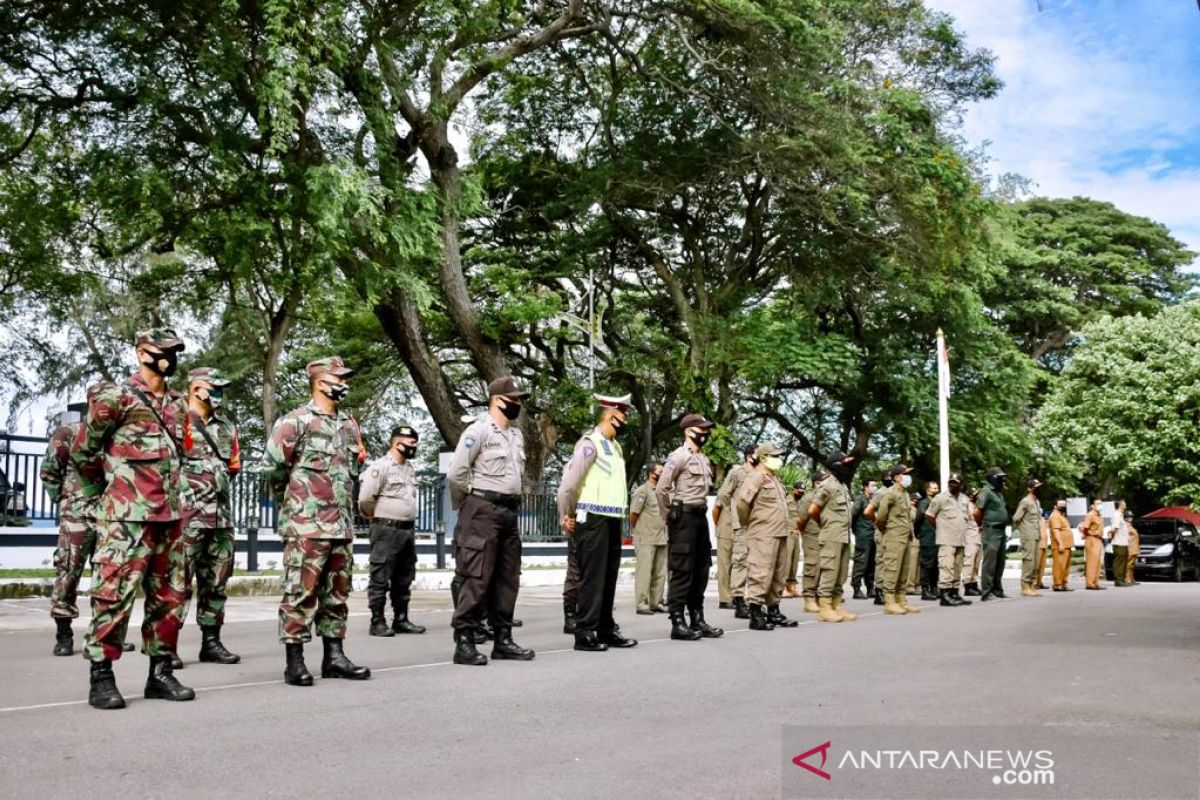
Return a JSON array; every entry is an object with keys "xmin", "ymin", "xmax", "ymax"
[
  {"xmin": 784, "ymin": 494, "xmax": 801, "ymax": 596},
  {"xmin": 961, "ymin": 496, "xmax": 982, "ymax": 590},
  {"xmin": 630, "ymin": 481, "xmax": 667, "ymax": 612},
  {"xmin": 873, "ymin": 483, "xmax": 918, "ymax": 615},
  {"xmin": 926, "ymin": 490, "xmax": 969, "ymax": 590},
  {"xmin": 1012, "ymin": 494, "xmax": 1043, "ymax": 596},
  {"xmin": 736, "ymin": 469, "xmax": 790, "ymax": 608},
  {"xmin": 797, "ymin": 481, "xmax": 823, "ymax": 612},
  {"xmin": 1081, "ymin": 508, "xmax": 1104, "ymax": 589},
  {"xmin": 1049, "ymin": 508, "xmax": 1072, "ymax": 589},
  {"xmin": 811, "ymin": 478, "xmax": 855, "ymax": 621},
  {"xmin": 714, "ymin": 464, "xmax": 748, "ymax": 605}
]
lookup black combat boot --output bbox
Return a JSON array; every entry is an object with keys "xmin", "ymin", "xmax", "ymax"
[
  {"xmin": 669, "ymin": 610, "xmax": 702, "ymax": 640},
  {"xmin": 88, "ymin": 659, "xmax": 126, "ymax": 710},
  {"xmin": 391, "ymin": 602, "xmax": 426, "ymax": 634},
  {"xmin": 369, "ymin": 607, "xmax": 394, "ymax": 637},
  {"xmin": 321, "ymin": 637, "xmax": 371, "ymax": 680},
  {"xmin": 921, "ymin": 583, "xmax": 939, "ymax": 601},
  {"xmin": 873, "ymin": 587, "xmax": 885, "ymax": 606},
  {"xmin": 170, "ymin": 652, "xmax": 185, "ymax": 670},
  {"xmin": 963, "ymin": 582, "xmax": 981, "ymax": 596},
  {"xmin": 573, "ymin": 630, "xmax": 609, "ymax": 652},
  {"xmin": 453, "ymin": 629, "xmax": 488, "ymax": 666},
  {"xmin": 477, "ymin": 620, "xmax": 494, "ymax": 643},
  {"xmin": 748, "ymin": 603, "xmax": 775, "ymax": 631},
  {"xmin": 601, "ymin": 628, "xmax": 638, "ymax": 648},
  {"xmin": 732, "ymin": 596, "xmax": 750, "ymax": 620},
  {"xmin": 53, "ymin": 618, "xmax": 73, "ymax": 656},
  {"xmin": 122, "ymin": 641, "xmax": 135, "ymax": 652},
  {"xmin": 144, "ymin": 655, "xmax": 196, "ymax": 701},
  {"xmin": 767, "ymin": 604, "xmax": 799, "ymax": 628},
  {"xmin": 284, "ymin": 642, "xmax": 314, "ymax": 686},
  {"xmin": 562, "ymin": 600, "xmax": 577, "ymax": 635},
  {"xmin": 852, "ymin": 581, "xmax": 867, "ymax": 600},
  {"xmin": 951, "ymin": 588, "xmax": 973, "ymax": 606},
  {"xmin": 198, "ymin": 625, "xmax": 241, "ymax": 664},
  {"xmin": 491, "ymin": 627, "xmax": 535, "ymax": 661},
  {"xmin": 689, "ymin": 608, "xmax": 724, "ymax": 638}
]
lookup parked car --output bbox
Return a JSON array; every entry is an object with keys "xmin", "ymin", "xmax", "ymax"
[
  {"xmin": 1105, "ymin": 513, "xmax": 1200, "ymax": 582},
  {"xmin": 0, "ymin": 467, "xmax": 28, "ymax": 519}
]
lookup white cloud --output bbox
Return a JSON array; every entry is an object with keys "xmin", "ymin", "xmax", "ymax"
[{"xmin": 927, "ymin": 0, "xmax": 1200, "ymax": 258}]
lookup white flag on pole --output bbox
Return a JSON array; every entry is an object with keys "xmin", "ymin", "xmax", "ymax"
[{"xmin": 937, "ymin": 329, "xmax": 950, "ymax": 489}]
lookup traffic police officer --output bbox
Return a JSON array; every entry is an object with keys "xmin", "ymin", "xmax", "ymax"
[
  {"xmin": 656, "ymin": 413, "xmax": 722, "ymax": 641},
  {"xmin": 446, "ymin": 376, "xmax": 535, "ymax": 665},
  {"xmin": 359, "ymin": 424, "xmax": 427, "ymax": 637}
]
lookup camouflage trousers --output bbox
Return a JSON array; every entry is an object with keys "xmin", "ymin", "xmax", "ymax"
[
  {"xmin": 50, "ymin": 517, "xmax": 97, "ymax": 619},
  {"xmin": 278, "ymin": 537, "xmax": 352, "ymax": 643},
  {"xmin": 84, "ymin": 519, "xmax": 187, "ymax": 662},
  {"xmin": 180, "ymin": 526, "xmax": 235, "ymax": 628}
]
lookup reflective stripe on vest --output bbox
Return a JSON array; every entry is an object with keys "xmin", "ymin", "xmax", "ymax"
[{"xmin": 576, "ymin": 428, "xmax": 627, "ymax": 517}]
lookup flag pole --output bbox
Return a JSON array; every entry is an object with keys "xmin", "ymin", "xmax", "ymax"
[{"xmin": 937, "ymin": 328, "xmax": 950, "ymax": 489}]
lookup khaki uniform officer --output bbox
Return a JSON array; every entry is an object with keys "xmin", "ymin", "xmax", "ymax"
[
  {"xmin": 924, "ymin": 473, "xmax": 973, "ymax": 607},
  {"xmin": 630, "ymin": 465, "xmax": 668, "ymax": 614},
  {"xmin": 1011, "ymin": 479, "xmax": 1045, "ymax": 597},
  {"xmin": 736, "ymin": 443, "xmax": 800, "ymax": 631},
  {"xmin": 810, "ymin": 451, "xmax": 858, "ymax": 623},
  {"xmin": 713, "ymin": 450, "xmax": 755, "ymax": 617},
  {"xmin": 446, "ymin": 376, "xmax": 536, "ymax": 666},
  {"xmin": 867, "ymin": 474, "xmax": 892, "ymax": 605},
  {"xmin": 797, "ymin": 472, "xmax": 826, "ymax": 613},
  {"xmin": 783, "ymin": 482, "xmax": 804, "ymax": 598},
  {"xmin": 656, "ymin": 413, "xmax": 722, "ymax": 641},
  {"xmin": 872, "ymin": 464, "xmax": 919, "ymax": 615},
  {"xmin": 1049, "ymin": 501, "xmax": 1074, "ymax": 591},
  {"xmin": 960, "ymin": 489, "xmax": 983, "ymax": 596},
  {"xmin": 1079, "ymin": 499, "xmax": 1105, "ymax": 590}
]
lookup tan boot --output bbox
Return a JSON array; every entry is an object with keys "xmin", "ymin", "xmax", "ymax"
[
  {"xmin": 833, "ymin": 597, "xmax": 857, "ymax": 621},
  {"xmin": 817, "ymin": 597, "xmax": 842, "ymax": 623},
  {"xmin": 898, "ymin": 593, "xmax": 920, "ymax": 613},
  {"xmin": 883, "ymin": 594, "xmax": 907, "ymax": 615},
  {"xmin": 1020, "ymin": 582, "xmax": 1038, "ymax": 597},
  {"xmin": 803, "ymin": 597, "xmax": 820, "ymax": 614}
]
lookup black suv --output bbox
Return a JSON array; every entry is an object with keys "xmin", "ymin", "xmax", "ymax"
[{"xmin": 1106, "ymin": 516, "xmax": 1200, "ymax": 582}]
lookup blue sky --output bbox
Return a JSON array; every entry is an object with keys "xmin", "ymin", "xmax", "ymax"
[{"xmin": 925, "ymin": 0, "xmax": 1200, "ymax": 259}]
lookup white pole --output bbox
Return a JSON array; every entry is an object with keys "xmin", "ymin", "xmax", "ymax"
[
  {"xmin": 588, "ymin": 266, "xmax": 595, "ymax": 389},
  {"xmin": 937, "ymin": 328, "xmax": 950, "ymax": 489}
]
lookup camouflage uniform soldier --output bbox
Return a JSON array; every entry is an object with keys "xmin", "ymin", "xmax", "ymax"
[
  {"xmin": 71, "ymin": 329, "xmax": 195, "ymax": 709},
  {"xmin": 265, "ymin": 356, "xmax": 371, "ymax": 686},
  {"xmin": 42, "ymin": 401, "xmax": 123, "ymax": 657},
  {"xmin": 359, "ymin": 424, "xmax": 427, "ymax": 637},
  {"xmin": 446, "ymin": 376, "xmax": 536, "ymax": 666},
  {"xmin": 179, "ymin": 367, "xmax": 242, "ymax": 665}
]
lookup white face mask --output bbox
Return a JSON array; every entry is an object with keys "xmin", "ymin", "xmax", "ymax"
[
  {"xmin": 764, "ymin": 456, "xmax": 783, "ymax": 472},
  {"xmin": 900, "ymin": 474, "xmax": 913, "ymax": 488}
]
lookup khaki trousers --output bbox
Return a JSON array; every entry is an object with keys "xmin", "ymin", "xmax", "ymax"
[
  {"xmin": 937, "ymin": 544, "xmax": 965, "ymax": 589},
  {"xmin": 904, "ymin": 538, "xmax": 921, "ymax": 591},
  {"xmin": 745, "ymin": 534, "xmax": 789, "ymax": 606},
  {"xmin": 1084, "ymin": 536, "xmax": 1102, "ymax": 588},
  {"xmin": 817, "ymin": 539, "xmax": 851, "ymax": 599},
  {"xmin": 1034, "ymin": 544, "xmax": 1048, "ymax": 586},
  {"xmin": 731, "ymin": 527, "xmax": 749, "ymax": 598},
  {"xmin": 961, "ymin": 532, "xmax": 982, "ymax": 586},
  {"xmin": 1020, "ymin": 533, "xmax": 1039, "ymax": 586},
  {"xmin": 1052, "ymin": 546, "xmax": 1071, "ymax": 588},
  {"xmin": 801, "ymin": 531, "xmax": 820, "ymax": 598},
  {"xmin": 1126, "ymin": 531, "xmax": 1139, "ymax": 583},
  {"xmin": 879, "ymin": 531, "xmax": 912, "ymax": 594},
  {"xmin": 716, "ymin": 530, "xmax": 734, "ymax": 604},
  {"xmin": 784, "ymin": 532, "xmax": 800, "ymax": 583},
  {"xmin": 634, "ymin": 542, "xmax": 667, "ymax": 610}
]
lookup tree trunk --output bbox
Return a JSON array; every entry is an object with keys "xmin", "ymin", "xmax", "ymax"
[{"xmin": 262, "ymin": 288, "xmax": 300, "ymax": 430}]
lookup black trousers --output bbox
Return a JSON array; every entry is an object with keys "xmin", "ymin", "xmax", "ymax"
[
  {"xmin": 573, "ymin": 513, "xmax": 621, "ymax": 635},
  {"xmin": 919, "ymin": 538, "xmax": 938, "ymax": 587},
  {"xmin": 667, "ymin": 506, "xmax": 711, "ymax": 612},
  {"xmin": 562, "ymin": 534, "xmax": 580, "ymax": 607},
  {"xmin": 367, "ymin": 521, "xmax": 417, "ymax": 611},
  {"xmin": 451, "ymin": 495, "xmax": 521, "ymax": 633},
  {"xmin": 852, "ymin": 535, "xmax": 876, "ymax": 588},
  {"xmin": 980, "ymin": 525, "xmax": 1008, "ymax": 596}
]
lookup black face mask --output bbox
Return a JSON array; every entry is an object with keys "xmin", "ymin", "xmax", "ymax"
[
  {"xmin": 500, "ymin": 399, "xmax": 522, "ymax": 420},
  {"xmin": 143, "ymin": 349, "xmax": 177, "ymax": 378},
  {"xmin": 987, "ymin": 476, "xmax": 1005, "ymax": 491},
  {"xmin": 688, "ymin": 431, "xmax": 708, "ymax": 447},
  {"xmin": 831, "ymin": 461, "xmax": 854, "ymax": 482},
  {"xmin": 610, "ymin": 416, "xmax": 626, "ymax": 434},
  {"xmin": 748, "ymin": 456, "xmax": 760, "ymax": 467},
  {"xmin": 322, "ymin": 382, "xmax": 349, "ymax": 402}
]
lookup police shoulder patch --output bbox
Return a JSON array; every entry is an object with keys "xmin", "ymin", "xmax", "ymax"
[
  {"xmin": 583, "ymin": 444, "xmax": 596, "ymax": 459},
  {"xmin": 463, "ymin": 435, "xmax": 476, "ymax": 450}
]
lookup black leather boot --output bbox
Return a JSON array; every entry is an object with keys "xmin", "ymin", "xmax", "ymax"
[
  {"xmin": 921, "ymin": 584, "xmax": 939, "ymax": 601},
  {"xmin": 53, "ymin": 618, "xmax": 73, "ymax": 656},
  {"xmin": 391, "ymin": 602, "xmax": 426, "ymax": 634},
  {"xmin": 170, "ymin": 652, "xmax": 185, "ymax": 670},
  {"xmin": 940, "ymin": 588, "xmax": 964, "ymax": 607},
  {"xmin": 689, "ymin": 608, "xmax": 724, "ymax": 638},
  {"xmin": 321, "ymin": 637, "xmax": 371, "ymax": 680},
  {"xmin": 491, "ymin": 627, "xmax": 535, "ymax": 661},
  {"xmin": 476, "ymin": 621, "xmax": 494, "ymax": 643},
  {"xmin": 453, "ymin": 629, "xmax": 488, "ymax": 666},
  {"xmin": 562, "ymin": 600, "xmax": 577, "ymax": 635},
  {"xmin": 144, "ymin": 655, "xmax": 196, "ymax": 701},
  {"xmin": 88, "ymin": 659, "xmax": 126, "ymax": 709},
  {"xmin": 669, "ymin": 610, "xmax": 701, "ymax": 640},
  {"xmin": 852, "ymin": 581, "xmax": 867, "ymax": 600},
  {"xmin": 284, "ymin": 642, "xmax": 314, "ymax": 686},
  {"xmin": 369, "ymin": 607, "xmax": 394, "ymax": 637},
  {"xmin": 749, "ymin": 603, "xmax": 774, "ymax": 631},
  {"xmin": 963, "ymin": 582, "xmax": 982, "ymax": 596},
  {"xmin": 767, "ymin": 604, "xmax": 799, "ymax": 627},
  {"xmin": 873, "ymin": 587, "xmax": 885, "ymax": 606},
  {"xmin": 199, "ymin": 625, "xmax": 241, "ymax": 664},
  {"xmin": 951, "ymin": 588, "xmax": 973, "ymax": 606},
  {"xmin": 601, "ymin": 628, "xmax": 638, "ymax": 648},
  {"xmin": 573, "ymin": 630, "xmax": 609, "ymax": 652},
  {"xmin": 732, "ymin": 596, "xmax": 750, "ymax": 620}
]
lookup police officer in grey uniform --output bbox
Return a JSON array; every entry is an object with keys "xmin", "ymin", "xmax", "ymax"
[
  {"xmin": 655, "ymin": 413, "xmax": 723, "ymax": 641},
  {"xmin": 359, "ymin": 424, "xmax": 427, "ymax": 637},
  {"xmin": 446, "ymin": 376, "xmax": 535, "ymax": 666}
]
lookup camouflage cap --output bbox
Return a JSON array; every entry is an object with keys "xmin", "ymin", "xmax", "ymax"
[
  {"xmin": 306, "ymin": 356, "xmax": 355, "ymax": 380},
  {"xmin": 134, "ymin": 328, "xmax": 185, "ymax": 352},
  {"xmin": 187, "ymin": 367, "xmax": 232, "ymax": 387}
]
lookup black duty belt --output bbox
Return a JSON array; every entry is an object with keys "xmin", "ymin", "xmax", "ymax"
[
  {"xmin": 471, "ymin": 488, "xmax": 521, "ymax": 510},
  {"xmin": 673, "ymin": 502, "xmax": 707, "ymax": 514},
  {"xmin": 375, "ymin": 518, "xmax": 415, "ymax": 530}
]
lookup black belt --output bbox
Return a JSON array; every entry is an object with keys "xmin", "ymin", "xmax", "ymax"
[
  {"xmin": 375, "ymin": 518, "xmax": 415, "ymax": 530},
  {"xmin": 471, "ymin": 488, "xmax": 521, "ymax": 510},
  {"xmin": 673, "ymin": 502, "xmax": 707, "ymax": 514}
]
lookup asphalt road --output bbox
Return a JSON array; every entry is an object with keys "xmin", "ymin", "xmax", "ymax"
[{"xmin": 2, "ymin": 577, "xmax": 1199, "ymax": 799}]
